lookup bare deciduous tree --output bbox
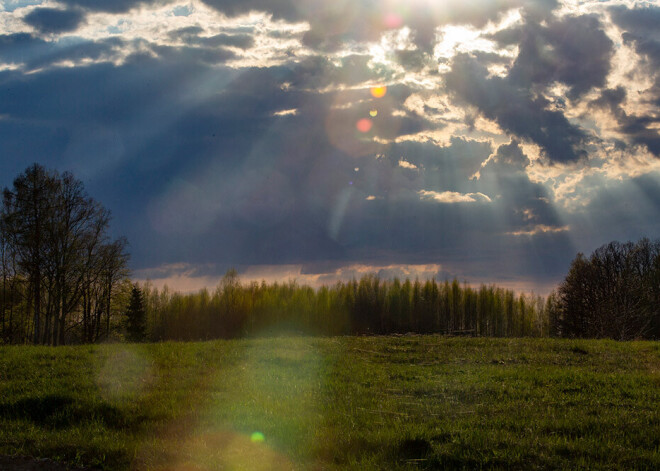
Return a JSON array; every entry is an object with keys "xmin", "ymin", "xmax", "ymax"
[
  {"xmin": 1, "ymin": 164, "xmax": 130, "ymax": 345},
  {"xmin": 556, "ymin": 239, "xmax": 660, "ymax": 340}
]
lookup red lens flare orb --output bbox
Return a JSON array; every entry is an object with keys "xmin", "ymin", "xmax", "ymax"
[
  {"xmin": 384, "ymin": 13, "xmax": 403, "ymax": 29},
  {"xmin": 356, "ymin": 118, "xmax": 373, "ymax": 133}
]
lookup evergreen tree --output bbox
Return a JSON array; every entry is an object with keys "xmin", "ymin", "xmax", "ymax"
[{"xmin": 125, "ymin": 284, "xmax": 146, "ymax": 342}]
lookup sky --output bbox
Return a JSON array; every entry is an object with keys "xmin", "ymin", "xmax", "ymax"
[{"xmin": 1, "ymin": 0, "xmax": 659, "ymax": 295}]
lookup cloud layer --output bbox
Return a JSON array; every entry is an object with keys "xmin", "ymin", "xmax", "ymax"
[{"xmin": 1, "ymin": 0, "xmax": 659, "ymax": 294}]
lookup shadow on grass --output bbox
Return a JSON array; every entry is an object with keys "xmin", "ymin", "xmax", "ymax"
[
  {"xmin": 0, "ymin": 394, "xmax": 129, "ymax": 429},
  {"xmin": 397, "ymin": 438, "xmax": 432, "ymax": 461}
]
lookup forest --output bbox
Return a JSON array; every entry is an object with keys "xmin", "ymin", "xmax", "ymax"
[
  {"xmin": 1, "ymin": 164, "xmax": 659, "ymax": 345},
  {"xmin": 141, "ymin": 272, "xmax": 549, "ymax": 340}
]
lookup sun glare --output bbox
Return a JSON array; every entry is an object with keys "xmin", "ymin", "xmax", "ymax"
[
  {"xmin": 370, "ymin": 86, "xmax": 387, "ymax": 98},
  {"xmin": 434, "ymin": 25, "xmax": 483, "ymax": 59}
]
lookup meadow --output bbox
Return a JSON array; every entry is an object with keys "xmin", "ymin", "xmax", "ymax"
[{"xmin": 0, "ymin": 336, "xmax": 658, "ymax": 470}]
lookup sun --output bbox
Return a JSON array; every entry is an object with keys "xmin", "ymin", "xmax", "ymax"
[{"xmin": 370, "ymin": 86, "xmax": 387, "ymax": 98}]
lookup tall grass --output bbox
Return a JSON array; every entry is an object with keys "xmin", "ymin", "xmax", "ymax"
[{"xmin": 1, "ymin": 336, "xmax": 658, "ymax": 469}]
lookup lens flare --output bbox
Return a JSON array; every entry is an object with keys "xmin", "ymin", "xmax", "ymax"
[
  {"xmin": 370, "ymin": 86, "xmax": 387, "ymax": 98},
  {"xmin": 251, "ymin": 431, "xmax": 265, "ymax": 443},
  {"xmin": 326, "ymin": 91, "xmax": 380, "ymax": 157},
  {"xmin": 384, "ymin": 13, "xmax": 403, "ymax": 29},
  {"xmin": 356, "ymin": 118, "xmax": 372, "ymax": 133},
  {"xmin": 97, "ymin": 346, "xmax": 154, "ymax": 403},
  {"xmin": 370, "ymin": 110, "xmax": 378, "ymax": 117}
]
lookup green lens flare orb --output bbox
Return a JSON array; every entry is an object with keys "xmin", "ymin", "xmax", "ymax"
[{"xmin": 251, "ymin": 432, "xmax": 265, "ymax": 443}]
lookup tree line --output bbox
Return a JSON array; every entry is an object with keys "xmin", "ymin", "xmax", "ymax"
[
  {"xmin": 130, "ymin": 243, "xmax": 660, "ymax": 342},
  {"xmin": 139, "ymin": 269, "xmax": 550, "ymax": 341},
  {"xmin": 0, "ymin": 164, "xmax": 130, "ymax": 345}
]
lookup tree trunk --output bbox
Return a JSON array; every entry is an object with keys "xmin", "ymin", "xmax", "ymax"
[
  {"xmin": 82, "ymin": 289, "xmax": 89, "ymax": 343},
  {"xmin": 1, "ymin": 266, "xmax": 6, "ymax": 341},
  {"xmin": 106, "ymin": 279, "xmax": 112, "ymax": 341},
  {"xmin": 33, "ymin": 272, "xmax": 41, "ymax": 345}
]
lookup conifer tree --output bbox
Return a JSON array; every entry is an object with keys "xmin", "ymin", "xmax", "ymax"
[{"xmin": 125, "ymin": 284, "xmax": 146, "ymax": 342}]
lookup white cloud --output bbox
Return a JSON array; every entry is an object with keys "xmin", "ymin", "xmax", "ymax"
[
  {"xmin": 272, "ymin": 108, "xmax": 298, "ymax": 116},
  {"xmin": 508, "ymin": 225, "xmax": 570, "ymax": 236},
  {"xmin": 418, "ymin": 189, "xmax": 492, "ymax": 203},
  {"xmin": 398, "ymin": 159, "xmax": 417, "ymax": 169}
]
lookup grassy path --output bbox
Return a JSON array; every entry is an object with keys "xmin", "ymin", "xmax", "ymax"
[{"xmin": 0, "ymin": 336, "xmax": 658, "ymax": 469}]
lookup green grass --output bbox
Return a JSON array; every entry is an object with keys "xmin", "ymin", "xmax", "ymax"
[{"xmin": 0, "ymin": 336, "xmax": 659, "ymax": 470}]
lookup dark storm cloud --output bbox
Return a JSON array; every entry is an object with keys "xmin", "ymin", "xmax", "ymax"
[
  {"xmin": 445, "ymin": 53, "xmax": 589, "ymax": 163},
  {"xmin": 619, "ymin": 116, "xmax": 660, "ymax": 157},
  {"xmin": 0, "ymin": 33, "xmax": 47, "ymax": 64},
  {"xmin": 325, "ymin": 138, "xmax": 565, "ymax": 269},
  {"xmin": 198, "ymin": 0, "xmax": 300, "ymax": 21},
  {"xmin": 23, "ymin": 7, "xmax": 85, "ymax": 34},
  {"xmin": 0, "ymin": 45, "xmax": 402, "ymax": 268},
  {"xmin": 0, "ymin": 33, "xmax": 123, "ymax": 71},
  {"xmin": 489, "ymin": 140, "xmax": 530, "ymax": 169},
  {"xmin": 393, "ymin": 50, "xmax": 430, "ymax": 72},
  {"xmin": 381, "ymin": 138, "xmax": 564, "ymax": 250},
  {"xmin": 609, "ymin": 5, "xmax": 660, "ymax": 35},
  {"xmin": 590, "ymin": 86, "xmax": 626, "ymax": 111},
  {"xmin": 464, "ymin": 141, "xmax": 573, "ymax": 281},
  {"xmin": 167, "ymin": 26, "xmax": 205, "ymax": 41},
  {"xmin": 478, "ymin": 141, "xmax": 562, "ymax": 230},
  {"xmin": 567, "ymin": 172, "xmax": 660, "ymax": 251},
  {"xmin": 0, "ymin": 52, "xmax": 575, "ymax": 289},
  {"xmin": 0, "ymin": 62, "xmax": 272, "ymax": 266},
  {"xmin": 151, "ymin": 44, "xmax": 236, "ymax": 65},
  {"xmin": 592, "ymin": 85, "xmax": 660, "ymax": 159},
  {"xmin": 58, "ymin": 0, "xmax": 173, "ymax": 14},
  {"xmin": 319, "ymin": 185, "xmax": 572, "ymax": 284},
  {"xmin": 445, "ymin": 13, "xmax": 609, "ymax": 162},
  {"xmin": 0, "ymin": 48, "xmax": 543, "ymax": 275},
  {"xmin": 611, "ymin": 5, "xmax": 660, "ymax": 71},
  {"xmin": 390, "ymin": 137, "xmax": 491, "ymax": 187},
  {"xmin": 493, "ymin": 14, "xmax": 613, "ymax": 98},
  {"xmin": 625, "ymin": 33, "xmax": 660, "ymax": 69},
  {"xmin": 607, "ymin": 4, "xmax": 660, "ymax": 157},
  {"xmin": 168, "ymin": 28, "xmax": 255, "ymax": 50}
]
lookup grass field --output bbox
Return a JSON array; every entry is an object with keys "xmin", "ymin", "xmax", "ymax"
[{"xmin": 0, "ymin": 336, "xmax": 659, "ymax": 470}]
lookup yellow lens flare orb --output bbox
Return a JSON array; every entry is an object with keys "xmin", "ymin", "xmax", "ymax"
[
  {"xmin": 370, "ymin": 86, "xmax": 387, "ymax": 98},
  {"xmin": 369, "ymin": 110, "xmax": 378, "ymax": 117},
  {"xmin": 356, "ymin": 118, "xmax": 373, "ymax": 133}
]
